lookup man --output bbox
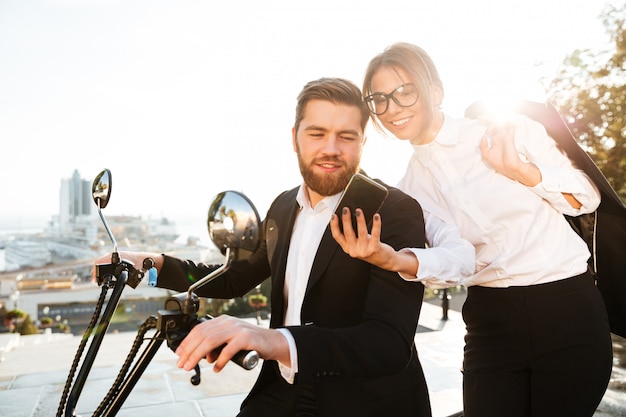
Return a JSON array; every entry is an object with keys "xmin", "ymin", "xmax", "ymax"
[{"xmin": 100, "ymin": 78, "xmax": 432, "ymax": 416}]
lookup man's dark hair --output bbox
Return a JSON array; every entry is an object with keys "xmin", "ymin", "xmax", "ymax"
[{"xmin": 294, "ymin": 77, "xmax": 370, "ymax": 133}]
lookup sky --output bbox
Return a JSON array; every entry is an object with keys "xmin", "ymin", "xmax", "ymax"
[{"xmin": 0, "ymin": 0, "xmax": 614, "ymax": 237}]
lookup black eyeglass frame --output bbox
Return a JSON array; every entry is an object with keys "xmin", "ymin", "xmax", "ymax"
[{"xmin": 363, "ymin": 83, "xmax": 419, "ymax": 115}]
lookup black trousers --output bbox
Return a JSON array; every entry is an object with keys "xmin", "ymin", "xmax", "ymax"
[
  {"xmin": 237, "ymin": 378, "xmax": 318, "ymax": 417},
  {"xmin": 462, "ymin": 271, "xmax": 613, "ymax": 417}
]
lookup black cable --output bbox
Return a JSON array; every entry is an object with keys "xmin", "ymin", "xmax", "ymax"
[
  {"xmin": 92, "ymin": 316, "xmax": 158, "ymax": 417},
  {"xmin": 56, "ymin": 280, "xmax": 110, "ymax": 417}
]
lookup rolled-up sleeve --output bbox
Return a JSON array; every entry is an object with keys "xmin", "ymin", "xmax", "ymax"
[
  {"xmin": 531, "ymin": 163, "xmax": 600, "ymax": 215},
  {"xmin": 400, "ymin": 211, "xmax": 475, "ymax": 288},
  {"xmin": 517, "ymin": 116, "xmax": 600, "ymax": 216}
]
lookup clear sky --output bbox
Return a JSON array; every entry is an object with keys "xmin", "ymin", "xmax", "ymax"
[{"xmin": 0, "ymin": 0, "xmax": 613, "ymax": 235}]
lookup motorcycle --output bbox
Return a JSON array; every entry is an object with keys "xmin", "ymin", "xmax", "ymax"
[
  {"xmin": 54, "ymin": 169, "xmax": 467, "ymax": 417},
  {"xmin": 56, "ymin": 169, "xmax": 262, "ymax": 417}
]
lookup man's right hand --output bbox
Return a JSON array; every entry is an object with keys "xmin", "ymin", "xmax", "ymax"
[{"xmin": 175, "ymin": 314, "xmax": 289, "ymax": 373}]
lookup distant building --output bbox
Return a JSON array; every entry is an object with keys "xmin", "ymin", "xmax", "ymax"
[
  {"xmin": 64, "ymin": 169, "xmax": 92, "ymax": 218},
  {"xmin": 50, "ymin": 169, "xmax": 98, "ymax": 245},
  {"xmin": 4, "ymin": 241, "xmax": 52, "ymax": 270},
  {"xmin": 0, "ymin": 169, "xmax": 205, "ymax": 330},
  {"xmin": 48, "ymin": 170, "xmax": 179, "ymax": 249}
]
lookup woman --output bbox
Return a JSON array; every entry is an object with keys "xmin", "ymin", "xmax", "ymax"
[{"xmin": 330, "ymin": 42, "xmax": 612, "ymax": 417}]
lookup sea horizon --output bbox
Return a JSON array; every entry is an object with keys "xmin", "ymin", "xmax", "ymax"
[{"xmin": 0, "ymin": 217, "xmax": 214, "ymax": 273}]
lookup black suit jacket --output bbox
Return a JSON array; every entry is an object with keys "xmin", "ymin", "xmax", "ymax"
[
  {"xmin": 158, "ymin": 180, "xmax": 432, "ymax": 417},
  {"xmin": 466, "ymin": 100, "xmax": 626, "ymax": 337}
]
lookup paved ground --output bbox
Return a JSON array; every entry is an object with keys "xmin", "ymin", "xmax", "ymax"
[{"xmin": 0, "ymin": 298, "xmax": 624, "ymax": 417}]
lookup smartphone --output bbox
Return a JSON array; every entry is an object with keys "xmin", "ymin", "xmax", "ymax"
[{"xmin": 334, "ymin": 173, "xmax": 389, "ymax": 233}]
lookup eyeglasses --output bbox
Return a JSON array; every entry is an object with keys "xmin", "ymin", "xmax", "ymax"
[{"xmin": 364, "ymin": 83, "xmax": 419, "ymax": 115}]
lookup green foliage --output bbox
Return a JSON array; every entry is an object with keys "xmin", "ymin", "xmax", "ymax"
[
  {"xmin": 17, "ymin": 315, "xmax": 40, "ymax": 335},
  {"xmin": 4, "ymin": 310, "xmax": 41, "ymax": 335},
  {"xmin": 547, "ymin": 2, "xmax": 626, "ymax": 202},
  {"xmin": 248, "ymin": 293, "xmax": 268, "ymax": 308},
  {"xmin": 204, "ymin": 280, "xmax": 271, "ymax": 318},
  {"xmin": 223, "ymin": 297, "xmax": 255, "ymax": 317},
  {"xmin": 40, "ymin": 316, "xmax": 54, "ymax": 326},
  {"xmin": 5, "ymin": 309, "xmax": 26, "ymax": 321},
  {"xmin": 204, "ymin": 298, "xmax": 231, "ymax": 316},
  {"xmin": 111, "ymin": 303, "xmax": 131, "ymax": 323},
  {"xmin": 54, "ymin": 322, "xmax": 72, "ymax": 333}
]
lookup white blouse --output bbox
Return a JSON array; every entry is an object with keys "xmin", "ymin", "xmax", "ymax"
[{"xmin": 399, "ymin": 113, "xmax": 600, "ymax": 288}]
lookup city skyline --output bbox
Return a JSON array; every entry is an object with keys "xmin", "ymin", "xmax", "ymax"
[{"xmin": 0, "ymin": 0, "xmax": 613, "ymax": 232}]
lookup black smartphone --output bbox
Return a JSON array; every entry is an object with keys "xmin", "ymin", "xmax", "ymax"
[{"xmin": 334, "ymin": 173, "xmax": 389, "ymax": 233}]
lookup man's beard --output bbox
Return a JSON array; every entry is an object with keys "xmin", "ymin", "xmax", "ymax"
[{"xmin": 297, "ymin": 154, "xmax": 359, "ymax": 197}]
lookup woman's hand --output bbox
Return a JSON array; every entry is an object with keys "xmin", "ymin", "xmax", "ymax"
[
  {"xmin": 479, "ymin": 123, "xmax": 541, "ymax": 187},
  {"xmin": 330, "ymin": 208, "xmax": 420, "ymax": 276},
  {"xmin": 480, "ymin": 122, "xmax": 583, "ymax": 208},
  {"xmin": 330, "ymin": 208, "xmax": 398, "ymax": 272}
]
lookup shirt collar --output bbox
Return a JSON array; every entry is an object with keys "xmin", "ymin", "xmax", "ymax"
[
  {"xmin": 296, "ymin": 183, "xmax": 342, "ymax": 213},
  {"xmin": 412, "ymin": 113, "xmax": 460, "ymax": 149}
]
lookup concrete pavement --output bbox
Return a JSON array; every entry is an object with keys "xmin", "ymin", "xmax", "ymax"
[{"xmin": 0, "ymin": 301, "xmax": 624, "ymax": 417}]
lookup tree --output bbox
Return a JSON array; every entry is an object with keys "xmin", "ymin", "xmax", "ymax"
[
  {"xmin": 4, "ymin": 309, "xmax": 25, "ymax": 333},
  {"xmin": 547, "ymin": 2, "xmax": 626, "ymax": 202},
  {"xmin": 205, "ymin": 279, "xmax": 271, "ymax": 319},
  {"xmin": 4, "ymin": 309, "xmax": 40, "ymax": 335},
  {"xmin": 248, "ymin": 291, "xmax": 268, "ymax": 325},
  {"xmin": 17, "ymin": 315, "xmax": 40, "ymax": 335},
  {"xmin": 40, "ymin": 316, "xmax": 54, "ymax": 327}
]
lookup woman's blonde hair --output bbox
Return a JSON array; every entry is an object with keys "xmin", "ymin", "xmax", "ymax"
[{"xmin": 363, "ymin": 42, "xmax": 443, "ymax": 133}]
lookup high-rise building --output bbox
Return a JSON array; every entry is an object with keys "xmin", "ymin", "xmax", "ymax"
[
  {"xmin": 55, "ymin": 170, "xmax": 97, "ymax": 244},
  {"xmin": 60, "ymin": 170, "xmax": 92, "ymax": 221}
]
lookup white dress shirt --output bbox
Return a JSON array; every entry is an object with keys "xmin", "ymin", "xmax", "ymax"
[
  {"xmin": 278, "ymin": 185, "xmax": 341, "ymax": 383},
  {"xmin": 398, "ymin": 113, "xmax": 600, "ymax": 288},
  {"xmin": 276, "ymin": 179, "xmax": 475, "ymax": 382},
  {"xmin": 403, "ymin": 210, "xmax": 475, "ymax": 288},
  {"xmin": 283, "ymin": 187, "xmax": 341, "ymax": 326}
]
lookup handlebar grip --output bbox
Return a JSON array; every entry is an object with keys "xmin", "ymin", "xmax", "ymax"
[
  {"xmin": 231, "ymin": 349, "xmax": 260, "ymax": 370},
  {"xmin": 213, "ymin": 344, "xmax": 259, "ymax": 370},
  {"xmin": 198, "ymin": 315, "xmax": 260, "ymax": 370}
]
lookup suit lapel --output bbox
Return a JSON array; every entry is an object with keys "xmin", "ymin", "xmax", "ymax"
[
  {"xmin": 266, "ymin": 189, "xmax": 300, "ymax": 327},
  {"xmin": 306, "ymin": 227, "xmax": 339, "ymax": 292},
  {"xmin": 267, "ymin": 187, "xmax": 341, "ymax": 303}
]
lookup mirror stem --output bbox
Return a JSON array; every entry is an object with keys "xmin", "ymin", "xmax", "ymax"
[
  {"xmin": 97, "ymin": 205, "xmax": 118, "ymax": 254},
  {"xmin": 184, "ymin": 248, "xmax": 233, "ymax": 313}
]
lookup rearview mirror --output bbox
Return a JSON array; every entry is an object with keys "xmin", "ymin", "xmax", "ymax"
[
  {"xmin": 92, "ymin": 169, "xmax": 112, "ymax": 209},
  {"xmin": 207, "ymin": 191, "xmax": 261, "ymax": 261}
]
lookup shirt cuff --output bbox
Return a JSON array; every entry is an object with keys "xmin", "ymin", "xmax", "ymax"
[
  {"xmin": 276, "ymin": 328, "xmax": 298, "ymax": 384},
  {"xmin": 399, "ymin": 247, "xmax": 436, "ymax": 281},
  {"xmin": 398, "ymin": 247, "xmax": 470, "ymax": 289},
  {"xmin": 532, "ymin": 162, "xmax": 585, "ymax": 195},
  {"xmin": 529, "ymin": 163, "xmax": 593, "ymax": 214}
]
